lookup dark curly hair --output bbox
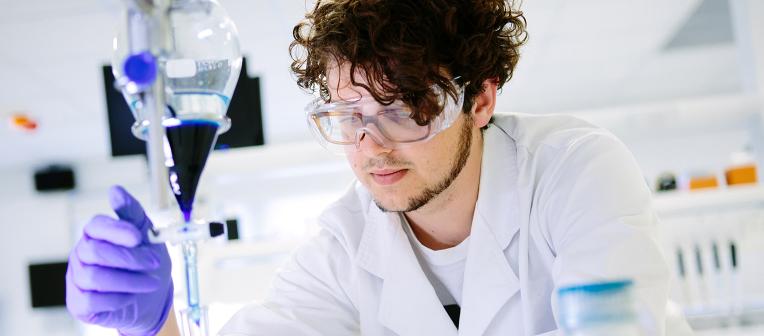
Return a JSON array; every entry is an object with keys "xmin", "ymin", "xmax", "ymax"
[{"xmin": 290, "ymin": 0, "xmax": 527, "ymax": 126}]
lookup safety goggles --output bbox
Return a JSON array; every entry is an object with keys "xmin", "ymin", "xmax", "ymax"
[{"xmin": 305, "ymin": 79, "xmax": 465, "ymax": 154}]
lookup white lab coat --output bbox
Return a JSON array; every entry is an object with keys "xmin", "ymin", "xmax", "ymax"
[{"xmin": 220, "ymin": 113, "xmax": 675, "ymax": 336}]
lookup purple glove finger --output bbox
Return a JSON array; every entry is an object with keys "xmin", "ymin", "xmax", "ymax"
[
  {"xmin": 67, "ymin": 291, "xmax": 134, "ymax": 319},
  {"xmin": 76, "ymin": 237, "xmax": 160, "ymax": 272},
  {"xmin": 81, "ymin": 311, "xmax": 112, "ymax": 326},
  {"xmin": 66, "ymin": 271, "xmax": 135, "ymax": 319},
  {"xmin": 80, "ymin": 309, "xmax": 138, "ymax": 329},
  {"xmin": 83, "ymin": 215, "xmax": 143, "ymax": 248},
  {"xmin": 109, "ymin": 186, "xmax": 150, "ymax": 233},
  {"xmin": 86, "ymin": 309, "xmax": 134, "ymax": 330},
  {"xmin": 70, "ymin": 259, "xmax": 161, "ymax": 293},
  {"xmin": 93, "ymin": 291, "xmax": 173, "ymax": 334}
]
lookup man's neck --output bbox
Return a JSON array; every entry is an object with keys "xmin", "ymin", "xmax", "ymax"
[{"xmin": 404, "ymin": 132, "xmax": 483, "ymax": 250}]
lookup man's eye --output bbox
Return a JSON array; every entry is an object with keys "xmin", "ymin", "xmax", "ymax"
[
  {"xmin": 334, "ymin": 116, "xmax": 361, "ymax": 129},
  {"xmin": 383, "ymin": 111, "xmax": 410, "ymax": 123}
]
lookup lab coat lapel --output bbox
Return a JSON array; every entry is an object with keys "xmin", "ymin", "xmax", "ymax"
[
  {"xmin": 357, "ymin": 202, "xmax": 457, "ymax": 336},
  {"xmin": 459, "ymin": 124, "xmax": 522, "ymax": 335}
]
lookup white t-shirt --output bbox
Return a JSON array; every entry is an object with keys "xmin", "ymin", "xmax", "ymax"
[{"xmin": 400, "ymin": 214, "xmax": 469, "ymax": 307}]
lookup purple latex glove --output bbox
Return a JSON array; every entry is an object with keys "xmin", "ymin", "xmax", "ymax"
[{"xmin": 66, "ymin": 186, "xmax": 173, "ymax": 336}]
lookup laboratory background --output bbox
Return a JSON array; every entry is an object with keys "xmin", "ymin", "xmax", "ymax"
[{"xmin": 1, "ymin": 0, "xmax": 763, "ymax": 335}]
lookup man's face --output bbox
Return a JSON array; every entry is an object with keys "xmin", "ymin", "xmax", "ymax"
[{"xmin": 327, "ymin": 64, "xmax": 474, "ymax": 213}]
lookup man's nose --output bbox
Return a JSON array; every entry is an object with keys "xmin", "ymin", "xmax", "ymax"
[{"xmin": 356, "ymin": 129, "xmax": 392, "ymax": 157}]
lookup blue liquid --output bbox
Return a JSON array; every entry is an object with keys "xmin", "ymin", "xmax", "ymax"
[
  {"xmin": 165, "ymin": 120, "xmax": 219, "ymax": 220},
  {"xmin": 165, "ymin": 120, "xmax": 219, "ymax": 328}
]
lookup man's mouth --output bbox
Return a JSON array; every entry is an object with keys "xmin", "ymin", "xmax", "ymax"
[{"xmin": 370, "ymin": 169, "xmax": 408, "ymax": 185}]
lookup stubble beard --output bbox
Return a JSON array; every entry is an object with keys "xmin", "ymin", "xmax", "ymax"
[{"xmin": 374, "ymin": 113, "xmax": 474, "ymax": 213}]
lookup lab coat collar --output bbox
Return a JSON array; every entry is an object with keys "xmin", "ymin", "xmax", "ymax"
[
  {"xmin": 459, "ymin": 123, "xmax": 522, "ymax": 335},
  {"xmin": 355, "ymin": 123, "xmax": 521, "ymax": 335},
  {"xmin": 360, "ymin": 203, "xmax": 458, "ymax": 335},
  {"xmin": 472, "ymin": 121, "xmax": 522, "ymax": 250}
]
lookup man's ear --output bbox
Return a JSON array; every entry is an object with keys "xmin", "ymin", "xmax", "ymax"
[{"xmin": 470, "ymin": 78, "xmax": 497, "ymax": 128}]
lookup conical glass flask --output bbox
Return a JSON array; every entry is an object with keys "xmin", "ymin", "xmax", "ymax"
[{"xmin": 112, "ymin": 0, "xmax": 242, "ymax": 138}]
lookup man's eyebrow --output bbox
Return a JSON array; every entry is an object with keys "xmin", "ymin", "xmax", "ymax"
[{"xmin": 329, "ymin": 91, "xmax": 368, "ymax": 103}]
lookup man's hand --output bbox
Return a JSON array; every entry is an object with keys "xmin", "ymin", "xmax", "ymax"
[{"xmin": 66, "ymin": 186, "xmax": 174, "ymax": 336}]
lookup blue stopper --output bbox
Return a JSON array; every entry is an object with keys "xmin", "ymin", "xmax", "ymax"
[{"xmin": 123, "ymin": 51, "xmax": 157, "ymax": 86}]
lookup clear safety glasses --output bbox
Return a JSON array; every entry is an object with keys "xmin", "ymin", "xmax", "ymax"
[{"xmin": 306, "ymin": 79, "xmax": 465, "ymax": 154}]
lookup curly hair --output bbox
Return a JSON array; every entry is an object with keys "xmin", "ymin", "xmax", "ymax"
[{"xmin": 290, "ymin": 0, "xmax": 527, "ymax": 125}]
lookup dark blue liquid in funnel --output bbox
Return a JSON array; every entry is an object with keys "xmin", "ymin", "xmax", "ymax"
[{"xmin": 165, "ymin": 120, "xmax": 219, "ymax": 222}]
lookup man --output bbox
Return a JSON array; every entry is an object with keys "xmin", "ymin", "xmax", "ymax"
[{"xmin": 66, "ymin": 0, "xmax": 674, "ymax": 335}]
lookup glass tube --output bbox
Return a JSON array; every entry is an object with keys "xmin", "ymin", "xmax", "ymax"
[
  {"xmin": 182, "ymin": 240, "xmax": 202, "ymax": 325},
  {"xmin": 180, "ymin": 306, "xmax": 209, "ymax": 336}
]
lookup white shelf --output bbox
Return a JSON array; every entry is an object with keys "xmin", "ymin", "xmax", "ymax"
[
  {"xmin": 652, "ymin": 184, "xmax": 764, "ymax": 216},
  {"xmin": 695, "ymin": 325, "xmax": 764, "ymax": 336}
]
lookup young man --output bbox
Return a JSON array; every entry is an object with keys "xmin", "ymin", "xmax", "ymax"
[{"xmin": 66, "ymin": 1, "xmax": 675, "ymax": 335}]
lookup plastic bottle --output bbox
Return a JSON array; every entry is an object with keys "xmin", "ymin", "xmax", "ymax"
[{"xmin": 557, "ymin": 280, "xmax": 647, "ymax": 336}]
